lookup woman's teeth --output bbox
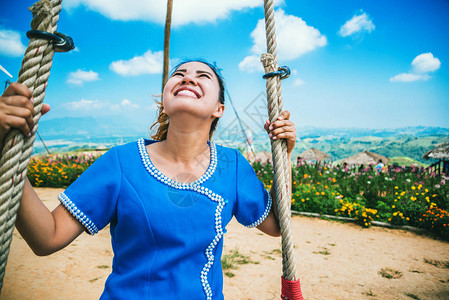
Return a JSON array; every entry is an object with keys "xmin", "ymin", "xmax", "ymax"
[{"xmin": 177, "ymin": 90, "xmax": 198, "ymax": 98}]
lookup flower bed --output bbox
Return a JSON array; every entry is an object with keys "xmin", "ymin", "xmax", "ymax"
[{"xmin": 252, "ymin": 159, "xmax": 449, "ymax": 240}]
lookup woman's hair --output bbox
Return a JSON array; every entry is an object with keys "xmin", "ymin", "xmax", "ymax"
[{"xmin": 150, "ymin": 59, "xmax": 226, "ymax": 141}]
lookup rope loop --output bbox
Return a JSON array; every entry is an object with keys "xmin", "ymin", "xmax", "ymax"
[
  {"xmin": 263, "ymin": 66, "xmax": 291, "ymax": 80},
  {"xmin": 26, "ymin": 30, "xmax": 75, "ymax": 52}
]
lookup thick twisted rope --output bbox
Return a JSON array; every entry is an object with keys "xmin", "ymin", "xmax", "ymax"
[
  {"xmin": 261, "ymin": 0, "xmax": 298, "ymax": 282},
  {"xmin": 0, "ymin": 0, "xmax": 61, "ymax": 290}
]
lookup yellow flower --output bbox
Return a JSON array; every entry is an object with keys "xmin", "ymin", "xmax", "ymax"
[
  {"xmin": 394, "ymin": 186, "xmax": 398, "ymax": 189},
  {"xmin": 392, "ymin": 205, "xmax": 395, "ymax": 208},
  {"xmin": 321, "ymin": 192, "xmax": 325, "ymax": 195},
  {"xmin": 304, "ymin": 174, "xmax": 308, "ymax": 179},
  {"xmin": 315, "ymin": 192, "xmax": 320, "ymax": 195},
  {"xmin": 411, "ymin": 186, "xmax": 416, "ymax": 190}
]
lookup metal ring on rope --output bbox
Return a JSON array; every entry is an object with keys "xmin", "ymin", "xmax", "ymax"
[
  {"xmin": 262, "ymin": 66, "xmax": 291, "ymax": 80},
  {"xmin": 26, "ymin": 30, "xmax": 75, "ymax": 52}
]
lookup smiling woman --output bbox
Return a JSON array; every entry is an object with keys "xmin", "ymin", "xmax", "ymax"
[
  {"xmin": 151, "ymin": 59, "xmax": 226, "ymax": 141},
  {"xmin": 1, "ymin": 54, "xmax": 298, "ymax": 299}
]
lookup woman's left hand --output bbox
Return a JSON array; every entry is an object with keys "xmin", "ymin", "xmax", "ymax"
[{"xmin": 264, "ymin": 110, "xmax": 296, "ymax": 154}]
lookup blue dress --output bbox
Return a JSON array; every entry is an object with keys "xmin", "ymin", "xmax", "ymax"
[{"xmin": 58, "ymin": 138, "xmax": 271, "ymax": 299}]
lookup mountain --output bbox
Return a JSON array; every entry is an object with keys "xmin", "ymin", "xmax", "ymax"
[{"xmin": 33, "ymin": 118, "xmax": 449, "ymax": 164}]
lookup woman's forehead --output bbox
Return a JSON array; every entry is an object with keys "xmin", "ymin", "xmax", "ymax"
[{"xmin": 175, "ymin": 61, "xmax": 217, "ymax": 77}]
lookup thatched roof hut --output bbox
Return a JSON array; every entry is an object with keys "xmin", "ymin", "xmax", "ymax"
[
  {"xmin": 422, "ymin": 142, "xmax": 449, "ymax": 176},
  {"xmin": 252, "ymin": 151, "xmax": 272, "ymax": 164},
  {"xmin": 423, "ymin": 142, "xmax": 449, "ymax": 160},
  {"xmin": 342, "ymin": 150, "xmax": 389, "ymax": 165},
  {"xmin": 298, "ymin": 148, "xmax": 331, "ymax": 163}
]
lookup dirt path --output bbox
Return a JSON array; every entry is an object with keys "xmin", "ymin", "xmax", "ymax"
[{"xmin": 2, "ymin": 188, "xmax": 449, "ymax": 299}]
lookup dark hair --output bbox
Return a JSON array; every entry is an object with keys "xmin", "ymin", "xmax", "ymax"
[{"xmin": 151, "ymin": 59, "xmax": 226, "ymax": 141}]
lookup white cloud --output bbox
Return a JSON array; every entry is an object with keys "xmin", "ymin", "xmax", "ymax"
[
  {"xmin": 338, "ymin": 11, "xmax": 375, "ymax": 37},
  {"xmin": 240, "ymin": 9, "xmax": 326, "ymax": 72},
  {"xmin": 238, "ymin": 55, "xmax": 263, "ymax": 73},
  {"xmin": 111, "ymin": 99, "xmax": 140, "ymax": 110},
  {"xmin": 110, "ymin": 50, "xmax": 163, "ymax": 76},
  {"xmin": 389, "ymin": 73, "xmax": 430, "ymax": 82},
  {"xmin": 390, "ymin": 52, "xmax": 440, "ymax": 83},
  {"xmin": 64, "ymin": 98, "xmax": 140, "ymax": 111},
  {"xmin": 0, "ymin": 29, "xmax": 26, "ymax": 57},
  {"xmin": 64, "ymin": 0, "xmax": 285, "ymax": 26},
  {"xmin": 293, "ymin": 78, "xmax": 305, "ymax": 86},
  {"xmin": 64, "ymin": 99, "xmax": 105, "ymax": 110},
  {"xmin": 411, "ymin": 52, "xmax": 441, "ymax": 73},
  {"xmin": 67, "ymin": 69, "xmax": 99, "ymax": 85}
]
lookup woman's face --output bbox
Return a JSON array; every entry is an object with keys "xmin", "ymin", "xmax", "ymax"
[{"xmin": 162, "ymin": 61, "xmax": 223, "ymax": 121}]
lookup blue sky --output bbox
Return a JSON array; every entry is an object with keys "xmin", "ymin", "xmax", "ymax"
[{"xmin": 1, "ymin": 0, "xmax": 448, "ymax": 138}]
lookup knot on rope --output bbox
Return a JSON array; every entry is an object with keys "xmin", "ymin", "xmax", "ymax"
[
  {"xmin": 260, "ymin": 53, "xmax": 277, "ymax": 73},
  {"xmin": 29, "ymin": 0, "xmax": 52, "ymax": 30}
]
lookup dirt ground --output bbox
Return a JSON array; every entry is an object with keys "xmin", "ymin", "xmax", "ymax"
[{"xmin": 1, "ymin": 188, "xmax": 449, "ymax": 300}]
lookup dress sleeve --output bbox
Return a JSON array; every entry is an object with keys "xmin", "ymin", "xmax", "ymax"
[
  {"xmin": 234, "ymin": 150, "xmax": 272, "ymax": 228},
  {"xmin": 57, "ymin": 147, "xmax": 121, "ymax": 235}
]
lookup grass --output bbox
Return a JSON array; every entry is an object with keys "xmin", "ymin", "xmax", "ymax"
[
  {"xmin": 221, "ymin": 249, "xmax": 260, "ymax": 278},
  {"xmin": 96, "ymin": 265, "xmax": 110, "ymax": 269},
  {"xmin": 313, "ymin": 247, "xmax": 331, "ymax": 255},
  {"xmin": 406, "ymin": 293, "xmax": 421, "ymax": 300},
  {"xmin": 423, "ymin": 258, "xmax": 449, "ymax": 268},
  {"xmin": 378, "ymin": 267, "xmax": 403, "ymax": 279}
]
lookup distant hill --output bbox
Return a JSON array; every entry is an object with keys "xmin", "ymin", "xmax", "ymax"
[
  {"xmin": 34, "ymin": 118, "xmax": 449, "ymax": 164},
  {"xmin": 219, "ymin": 125, "xmax": 449, "ymax": 165}
]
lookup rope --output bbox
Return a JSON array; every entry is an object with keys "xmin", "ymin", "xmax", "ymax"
[
  {"xmin": 260, "ymin": 0, "xmax": 298, "ymax": 283},
  {"xmin": 0, "ymin": 0, "xmax": 62, "ymax": 291}
]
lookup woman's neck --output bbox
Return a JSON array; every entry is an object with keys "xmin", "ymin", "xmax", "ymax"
[{"xmin": 160, "ymin": 121, "xmax": 211, "ymax": 164}]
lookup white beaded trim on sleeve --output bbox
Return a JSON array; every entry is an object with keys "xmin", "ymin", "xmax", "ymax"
[
  {"xmin": 245, "ymin": 192, "xmax": 272, "ymax": 228},
  {"xmin": 58, "ymin": 192, "xmax": 99, "ymax": 235}
]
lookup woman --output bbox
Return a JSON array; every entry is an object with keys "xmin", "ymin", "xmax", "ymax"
[{"xmin": 0, "ymin": 59, "xmax": 296, "ymax": 299}]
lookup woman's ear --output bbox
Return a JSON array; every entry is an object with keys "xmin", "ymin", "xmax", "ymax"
[{"xmin": 212, "ymin": 103, "xmax": 225, "ymax": 118}]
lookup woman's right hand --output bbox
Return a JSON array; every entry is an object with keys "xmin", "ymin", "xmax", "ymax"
[{"xmin": 0, "ymin": 82, "xmax": 50, "ymax": 147}]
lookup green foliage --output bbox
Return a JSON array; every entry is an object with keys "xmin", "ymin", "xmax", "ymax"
[{"xmin": 253, "ymin": 159, "xmax": 449, "ymax": 240}]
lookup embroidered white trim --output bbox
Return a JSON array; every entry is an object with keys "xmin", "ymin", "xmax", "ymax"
[
  {"xmin": 137, "ymin": 138, "xmax": 217, "ymax": 188},
  {"xmin": 245, "ymin": 192, "xmax": 272, "ymax": 228},
  {"xmin": 58, "ymin": 192, "xmax": 99, "ymax": 235},
  {"xmin": 137, "ymin": 138, "xmax": 225, "ymax": 300}
]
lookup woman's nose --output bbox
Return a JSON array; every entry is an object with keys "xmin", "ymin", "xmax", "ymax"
[{"xmin": 181, "ymin": 74, "xmax": 197, "ymax": 85}]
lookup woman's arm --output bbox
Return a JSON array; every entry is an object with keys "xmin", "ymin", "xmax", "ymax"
[
  {"xmin": 1, "ymin": 83, "xmax": 83, "ymax": 255},
  {"xmin": 16, "ymin": 179, "xmax": 85, "ymax": 256},
  {"xmin": 257, "ymin": 111, "xmax": 296, "ymax": 237}
]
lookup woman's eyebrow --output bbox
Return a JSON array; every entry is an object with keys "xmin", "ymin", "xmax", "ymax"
[
  {"xmin": 173, "ymin": 69, "xmax": 212, "ymax": 77},
  {"xmin": 196, "ymin": 70, "xmax": 213, "ymax": 77}
]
